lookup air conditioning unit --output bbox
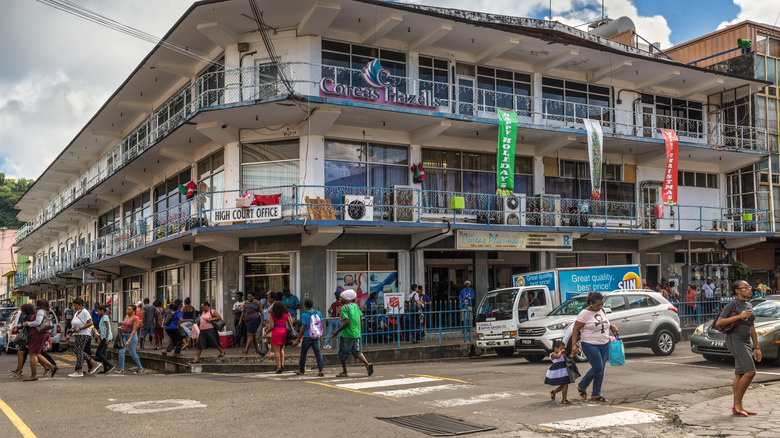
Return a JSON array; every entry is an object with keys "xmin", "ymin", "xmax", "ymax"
[
  {"xmin": 343, "ymin": 195, "xmax": 374, "ymax": 221},
  {"xmin": 501, "ymin": 193, "xmax": 525, "ymax": 225},
  {"xmin": 391, "ymin": 185, "xmax": 419, "ymax": 222},
  {"xmin": 536, "ymin": 193, "xmax": 562, "ymax": 227}
]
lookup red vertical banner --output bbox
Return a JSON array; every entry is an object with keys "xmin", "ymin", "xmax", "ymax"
[{"xmin": 661, "ymin": 129, "xmax": 678, "ymax": 205}]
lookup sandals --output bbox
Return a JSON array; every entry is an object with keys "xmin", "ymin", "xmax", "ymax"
[
  {"xmin": 335, "ymin": 373, "xmax": 349, "ymax": 378},
  {"xmin": 294, "ymin": 370, "xmax": 304, "ymax": 375},
  {"xmin": 218, "ymin": 353, "xmax": 225, "ymax": 358},
  {"xmin": 591, "ymin": 396, "xmax": 609, "ymax": 403},
  {"xmin": 561, "ymin": 399, "xmax": 571, "ymax": 405},
  {"xmin": 577, "ymin": 387, "xmax": 587, "ymax": 399},
  {"xmin": 550, "ymin": 390, "xmax": 556, "ymax": 400}
]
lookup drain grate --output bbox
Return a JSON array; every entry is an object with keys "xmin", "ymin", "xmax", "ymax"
[{"xmin": 377, "ymin": 413, "xmax": 495, "ymax": 436}]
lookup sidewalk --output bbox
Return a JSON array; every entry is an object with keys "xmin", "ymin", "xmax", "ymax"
[
  {"xmin": 92, "ymin": 338, "xmax": 475, "ymax": 374},
  {"xmin": 677, "ymin": 382, "xmax": 780, "ymax": 437}
]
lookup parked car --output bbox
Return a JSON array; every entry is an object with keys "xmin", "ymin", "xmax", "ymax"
[
  {"xmin": 0, "ymin": 307, "xmax": 18, "ymax": 354},
  {"xmin": 690, "ymin": 295, "xmax": 780, "ymax": 365},
  {"xmin": 515, "ymin": 289, "xmax": 682, "ymax": 362},
  {"xmin": 2, "ymin": 308, "xmax": 62, "ymax": 353}
]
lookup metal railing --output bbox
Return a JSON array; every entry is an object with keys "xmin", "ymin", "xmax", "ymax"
[
  {"xmin": 17, "ymin": 61, "xmax": 768, "ymax": 245},
  {"xmin": 13, "ymin": 186, "xmax": 770, "ymax": 287},
  {"xmin": 674, "ymin": 292, "xmax": 776, "ymax": 327}
]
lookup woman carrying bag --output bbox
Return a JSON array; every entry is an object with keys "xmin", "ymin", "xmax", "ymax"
[
  {"xmin": 192, "ymin": 302, "xmax": 226, "ymax": 363},
  {"xmin": 266, "ymin": 301, "xmax": 292, "ymax": 374},
  {"xmin": 116, "ymin": 304, "xmax": 144, "ymax": 374},
  {"xmin": 571, "ymin": 292, "xmax": 618, "ymax": 403}
]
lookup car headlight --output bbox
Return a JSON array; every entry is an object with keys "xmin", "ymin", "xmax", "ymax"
[
  {"xmin": 547, "ymin": 322, "xmax": 572, "ymax": 331},
  {"xmin": 502, "ymin": 331, "xmax": 517, "ymax": 339},
  {"xmin": 755, "ymin": 326, "xmax": 777, "ymax": 338},
  {"xmin": 693, "ymin": 324, "xmax": 705, "ymax": 336}
]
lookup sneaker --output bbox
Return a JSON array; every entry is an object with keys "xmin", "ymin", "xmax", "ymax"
[
  {"xmin": 323, "ymin": 345, "xmax": 332, "ymax": 350},
  {"xmin": 134, "ymin": 369, "xmax": 144, "ymax": 374},
  {"xmin": 89, "ymin": 363, "xmax": 103, "ymax": 375},
  {"xmin": 106, "ymin": 366, "xmax": 116, "ymax": 374},
  {"xmin": 68, "ymin": 372, "xmax": 84, "ymax": 377}
]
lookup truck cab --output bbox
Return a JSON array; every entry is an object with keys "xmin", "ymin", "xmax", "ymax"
[{"xmin": 475, "ymin": 286, "xmax": 553, "ymax": 357}]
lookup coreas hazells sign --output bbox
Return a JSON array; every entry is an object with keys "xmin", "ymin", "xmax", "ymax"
[{"xmin": 211, "ymin": 205, "xmax": 282, "ymax": 223}]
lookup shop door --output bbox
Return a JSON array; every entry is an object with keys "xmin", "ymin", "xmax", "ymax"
[
  {"xmin": 641, "ymin": 184, "xmax": 660, "ymax": 229},
  {"xmin": 456, "ymin": 76, "xmax": 474, "ymax": 116},
  {"xmin": 427, "ymin": 266, "xmax": 469, "ymax": 304}
]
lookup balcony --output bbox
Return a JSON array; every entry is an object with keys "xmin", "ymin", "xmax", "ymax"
[
  {"xmin": 16, "ymin": 62, "xmax": 768, "ymax": 245},
  {"xmin": 13, "ymin": 186, "xmax": 769, "ymax": 288}
]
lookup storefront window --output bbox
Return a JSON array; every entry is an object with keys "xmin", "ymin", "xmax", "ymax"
[
  {"xmin": 244, "ymin": 254, "xmax": 290, "ymax": 298},
  {"xmin": 336, "ymin": 252, "xmax": 398, "ymax": 309},
  {"xmin": 122, "ymin": 276, "xmax": 142, "ymax": 311},
  {"xmin": 200, "ymin": 260, "xmax": 217, "ymax": 307},
  {"xmin": 156, "ymin": 267, "xmax": 184, "ymax": 305}
]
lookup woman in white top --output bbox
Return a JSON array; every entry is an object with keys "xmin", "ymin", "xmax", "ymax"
[
  {"xmin": 570, "ymin": 292, "xmax": 619, "ymax": 403},
  {"xmin": 65, "ymin": 297, "xmax": 101, "ymax": 377}
]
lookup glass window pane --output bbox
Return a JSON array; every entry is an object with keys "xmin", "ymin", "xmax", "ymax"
[
  {"xmin": 337, "ymin": 252, "xmax": 368, "ymax": 271},
  {"xmin": 369, "ymin": 144, "xmax": 407, "ymax": 164},
  {"xmin": 369, "ymin": 252, "xmax": 397, "ymax": 271},
  {"xmin": 325, "ymin": 161, "xmax": 367, "ymax": 186},
  {"xmin": 242, "ymin": 161, "xmax": 299, "ymax": 189},
  {"xmin": 369, "ymin": 164, "xmax": 407, "ymax": 187},
  {"xmin": 243, "ymin": 141, "xmax": 299, "ymax": 163},
  {"xmin": 325, "ymin": 140, "xmax": 365, "ymax": 161}
]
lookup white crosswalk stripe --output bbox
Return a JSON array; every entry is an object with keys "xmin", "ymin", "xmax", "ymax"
[
  {"xmin": 540, "ymin": 410, "xmax": 663, "ymax": 431},
  {"xmin": 374, "ymin": 384, "xmax": 464, "ymax": 397},
  {"xmin": 425, "ymin": 392, "xmax": 517, "ymax": 407},
  {"xmin": 335, "ymin": 376, "xmax": 439, "ymax": 390}
]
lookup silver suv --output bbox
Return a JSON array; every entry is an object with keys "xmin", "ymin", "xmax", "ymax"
[{"xmin": 514, "ymin": 289, "xmax": 682, "ymax": 362}]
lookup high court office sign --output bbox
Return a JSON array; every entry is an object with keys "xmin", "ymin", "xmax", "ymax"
[
  {"xmin": 211, "ymin": 205, "xmax": 282, "ymax": 224},
  {"xmin": 456, "ymin": 230, "xmax": 572, "ymax": 251}
]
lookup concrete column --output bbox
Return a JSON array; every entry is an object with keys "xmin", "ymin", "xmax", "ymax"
[
  {"xmin": 300, "ymin": 246, "xmax": 327, "ymax": 311},
  {"xmin": 221, "ymin": 251, "xmax": 240, "ymax": 332},
  {"xmin": 300, "ymin": 135, "xmax": 325, "ymax": 198},
  {"xmin": 473, "ymin": 251, "xmax": 489, "ymax": 303},
  {"xmin": 222, "ymin": 142, "xmax": 241, "ymax": 207},
  {"xmin": 533, "ymin": 156, "xmax": 545, "ymax": 196}
]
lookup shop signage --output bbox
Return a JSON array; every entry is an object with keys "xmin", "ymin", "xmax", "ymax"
[
  {"xmin": 319, "ymin": 59, "xmax": 443, "ymax": 110},
  {"xmin": 383, "ymin": 292, "xmax": 405, "ymax": 314},
  {"xmin": 496, "ymin": 108, "xmax": 517, "ymax": 195},
  {"xmin": 83, "ymin": 270, "xmax": 112, "ymax": 284},
  {"xmin": 583, "ymin": 119, "xmax": 603, "ymax": 200},
  {"xmin": 662, "ymin": 129, "xmax": 679, "ymax": 205},
  {"xmin": 556, "ymin": 266, "xmax": 642, "ymax": 301},
  {"xmin": 456, "ymin": 230, "xmax": 572, "ymax": 251},
  {"xmin": 211, "ymin": 205, "xmax": 282, "ymax": 223}
]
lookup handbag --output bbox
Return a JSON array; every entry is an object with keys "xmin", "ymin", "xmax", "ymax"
[
  {"xmin": 608, "ymin": 336, "xmax": 625, "ymax": 366},
  {"xmin": 113, "ymin": 330, "xmax": 125, "ymax": 349},
  {"xmin": 36, "ymin": 311, "xmax": 55, "ymax": 333},
  {"xmin": 286, "ymin": 317, "xmax": 298, "ymax": 343},
  {"xmin": 210, "ymin": 311, "xmax": 226, "ymax": 331},
  {"xmin": 711, "ymin": 302, "xmax": 740, "ymax": 334},
  {"xmin": 564, "ymin": 353, "xmax": 581, "ymax": 382},
  {"xmin": 13, "ymin": 327, "xmax": 30, "ymax": 348},
  {"xmin": 91, "ymin": 327, "xmax": 101, "ymax": 341}
]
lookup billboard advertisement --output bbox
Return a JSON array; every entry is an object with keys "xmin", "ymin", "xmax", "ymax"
[
  {"xmin": 513, "ymin": 270, "xmax": 558, "ymax": 299},
  {"xmin": 557, "ymin": 265, "xmax": 642, "ymax": 301}
]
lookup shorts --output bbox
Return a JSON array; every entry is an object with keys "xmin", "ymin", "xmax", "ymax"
[
  {"xmin": 338, "ymin": 337, "xmax": 362, "ymax": 361},
  {"xmin": 140, "ymin": 323, "xmax": 155, "ymax": 339}
]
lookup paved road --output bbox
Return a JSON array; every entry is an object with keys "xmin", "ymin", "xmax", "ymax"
[{"xmin": 0, "ymin": 342, "xmax": 777, "ymax": 437}]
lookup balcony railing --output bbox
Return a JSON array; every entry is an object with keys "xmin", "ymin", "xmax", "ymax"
[
  {"xmin": 14, "ymin": 186, "xmax": 769, "ymax": 287},
  {"xmin": 16, "ymin": 62, "xmax": 768, "ymax": 245}
]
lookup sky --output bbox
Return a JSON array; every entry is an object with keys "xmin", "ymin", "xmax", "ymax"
[{"xmin": 0, "ymin": 0, "xmax": 779, "ymax": 181}]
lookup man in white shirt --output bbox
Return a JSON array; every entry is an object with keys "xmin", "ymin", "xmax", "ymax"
[{"xmin": 701, "ymin": 278, "xmax": 716, "ymax": 316}]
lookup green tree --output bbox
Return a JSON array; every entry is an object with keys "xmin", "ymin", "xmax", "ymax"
[{"xmin": 0, "ymin": 173, "xmax": 35, "ymax": 229}]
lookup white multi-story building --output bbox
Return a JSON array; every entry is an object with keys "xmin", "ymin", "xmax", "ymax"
[{"xmin": 11, "ymin": 0, "xmax": 771, "ymax": 324}]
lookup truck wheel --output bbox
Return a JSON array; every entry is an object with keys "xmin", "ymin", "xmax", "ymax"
[
  {"xmin": 651, "ymin": 328, "xmax": 676, "ymax": 356},
  {"xmin": 495, "ymin": 347, "xmax": 515, "ymax": 357},
  {"xmin": 525, "ymin": 354, "xmax": 544, "ymax": 362}
]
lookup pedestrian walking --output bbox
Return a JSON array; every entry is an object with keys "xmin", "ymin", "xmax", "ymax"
[
  {"xmin": 715, "ymin": 280, "xmax": 761, "ymax": 416},
  {"xmin": 571, "ymin": 292, "xmax": 618, "ymax": 403},
  {"xmin": 94, "ymin": 305, "xmax": 114, "ymax": 374},
  {"xmin": 292, "ymin": 298, "xmax": 325, "ymax": 376},
  {"xmin": 139, "ymin": 298, "xmax": 155, "ymax": 350},
  {"xmin": 64, "ymin": 302, "xmax": 74, "ymax": 334},
  {"xmin": 546, "ymin": 340, "xmax": 574, "ymax": 405},
  {"xmin": 685, "ymin": 285, "xmax": 698, "ymax": 325},
  {"xmin": 282, "ymin": 288, "xmax": 301, "ymax": 320},
  {"xmin": 153, "ymin": 299, "xmax": 165, "ymax": 350},
  {"xmin": 458, "ymin": 280, "xmax": 475, "ymax": 328},
  {"xmin": 181, "ymin": 298, "xmax": 196, "ymax": 350},
  {"xmin": 239, "ymin": 292, "xmax": 263, "ymax": 355},
  {"xmin": 116, "ymin": 304, "xmax": 144, "ymax": 374},
  {"xmin": 323, "ymin": 291, "xmax": 343, "ymax": 349},
  {"xmin": 10, "ymin": 304, "xmax": 34, "ymax": 380},
  {"xmin": 21, "ymin": 300, "xmax": 58, "ymax": 381},
  {"xmin": 331, "ymin": 289, "xmax": 373, "ymax": 378},
  {"xmin": 266, "ymin": 301, "xmax": 291, "ymax": 373},
  {"xmin": 66, "ymin": 297, "xmax": 102, "ymax": 377},
  {"xmin": 162, "ymin": 303, "xmax": 183, "ymax": 357},
  {"xmin": 754, "ymin": 278, "xmax": 770, "ymax": 299},
  {"xmin": 191, "ymin": 302, "xmax": 226, "ymax": 364},
  {"xmin": 232, "ymin": 292, "xmax": 246, "ymax": 348}
]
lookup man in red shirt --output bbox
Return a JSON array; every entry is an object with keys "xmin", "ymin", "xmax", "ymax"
[{"xmin": 323, "ymin": 291, "xmax": 343, "ymax": 349}]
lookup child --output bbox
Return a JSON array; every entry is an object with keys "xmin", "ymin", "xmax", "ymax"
[{"xmin": 545, "ymin": 340, "xmax": 573, "ymax": 404}]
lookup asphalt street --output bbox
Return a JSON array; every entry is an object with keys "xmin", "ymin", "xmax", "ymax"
[{"xmin": 0, "ymin": 342, "xmax": 777, "ymax": 438}]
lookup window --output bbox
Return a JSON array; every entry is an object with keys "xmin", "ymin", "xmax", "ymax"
[
  {"xmin": 200, "ymin": 57, "xmax": 225, "ymax": 107},
  {"xmin": 641, "ymin": 94, "xmax": 704, "ymax": 136},
  {"xmin": 477, "ymin": 66, "xmax": 532, "ymax": 115},
  {"xmin": 242, "ymin": 140, "xmax": 299, "ymax": 194},
  {"xmin": 122, "ymin": 275, "xmax": 142, "ymax": 311},
  {"xmin": 98, "ymin": 208, "xmax": 120, "ymax": 238},
  {"xmin": 122, "ymin": 192, "xmax": 151, "ymax": 235},
  {"xmin": 336, "ymin": 252, "xmax": 398, "ymax": 308},
  {"xmin": 200, "ymin": 260, "xmax": 217, "ymax": 307},
  {"xmin": 546, "ymin": 160, "xmax": 634, "ymax": 205},
  {"xmin": 198, "ymin": 150, "xmax": 225, "ymax": 211},
  {"xmin": 604, "ymin": 296, "xmax": 627, "ymax": 312},
  {"xmin": 322, "ymin": 40, "xmax": 406, "ymax": 90},
  {"xmin": 542, "ymin": 78, "xmax": 611, "ymax": 121},
  {"xmin": 244, "ymin": 253, "xmax": 290, "ymax": 298},
  {"xmin": 419, "ymin": 56, "xmax": 449, "ymax": 101},
  {"xmin": 325, "ymin": 140, "xmax": 408, "ymax": 188},
  {"xmin": 677, "ymin": 171, "xmax": 719, "ymax": 188},
  {"xmin": 153, "ymin": 169, "xmax": 192, "ymax": 235},
  {"xmin": 156, "ymin": 267, "xmax": 184, "ymax": 305}
]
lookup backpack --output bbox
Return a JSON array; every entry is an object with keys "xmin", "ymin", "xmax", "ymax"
[
  {"xmin": 308, "ymin": 310, "xmax": 323, "ymax": 339},
  {"xmin": 163, "ymin": 311, "xmax": 175, "ymax": 327}
]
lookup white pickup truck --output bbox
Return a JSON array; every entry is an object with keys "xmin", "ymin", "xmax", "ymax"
[{"xmin": 475, "ymin": 286, "xmax": 554, "ymax": 357}]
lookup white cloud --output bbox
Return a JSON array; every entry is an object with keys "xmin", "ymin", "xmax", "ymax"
[{"xmin": 718, "ymin": 0, "xmax": 780, "ymax": 29}]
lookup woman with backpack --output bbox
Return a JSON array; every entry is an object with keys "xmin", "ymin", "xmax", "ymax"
[
  {"xmin": 292, "ymin": 298, "xmax": 325, "ymax": 376},
  {"xmin": 162, "ymin": 303, "xmax": 183, "ymax": 356},
  {"xmin": 21, "ymin": 300, "xmax": 58, "ymax": 381},
  {"xmin": 239, "ymin": 292, "xmax": 263, "ymax": 355}
]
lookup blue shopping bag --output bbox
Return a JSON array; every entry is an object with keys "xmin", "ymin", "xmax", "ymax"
[{"xmin": 608, "ymin": 336, "xmax": 625, "ymax": 366}]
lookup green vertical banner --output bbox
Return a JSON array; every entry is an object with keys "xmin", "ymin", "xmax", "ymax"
[
  {"xmin": 583, "ymin": 119, "xmax": 604, "ymax": 200},
  {"xmin": 496, "ymin": 108, "xmax": 517, "ymax": 195}
]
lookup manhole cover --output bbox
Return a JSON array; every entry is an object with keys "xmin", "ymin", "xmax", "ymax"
[{"xmin": 377, "ymin": 413, "xmax": 495, "ymax": 436}]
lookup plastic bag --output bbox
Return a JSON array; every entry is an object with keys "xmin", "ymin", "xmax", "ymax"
[{"xmin": 608, "ymin": 336, "xmax": 625, "ymax": 366}]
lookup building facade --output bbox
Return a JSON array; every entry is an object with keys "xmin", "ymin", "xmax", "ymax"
[{"xmin": 11, "ymin": 0, "xmax": 771, "ymax": 325}]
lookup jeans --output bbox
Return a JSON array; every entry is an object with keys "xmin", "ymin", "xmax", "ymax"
[
  {"xmin": 579, "ymin": 341, "xmax": 610, "ymax": 396},
  {"xmin": 299, "ymin": 337, "xmax": 324, "ymax": 373},
  {"xmin": 95, "ymin": 339, "xmax": 112, "ymax": 369},
  {"xmin": 118, "ymin": 332, "xmax": 142, "ymax": 371},
  {"xmin": 324, "ymin": 318, "xmax": 340, "ymax": 348},
  {"xmin": 165, "ymin": 328, "xmax": 183, "ymax": 354}
]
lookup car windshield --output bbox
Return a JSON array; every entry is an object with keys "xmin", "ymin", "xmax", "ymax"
[
  {"xmin": 477, "ymin": 290, "xmax": 515, "ymax": 315},
  {"xmin": 753, "ymin": 300, "xmax": 780, "ymax": 319},
  {"xmin": 0, "ymin": 308, "xmax": 16, "ymax": 323},
  {"xmin": 550, "ymin": 297, "xmax": 587, "ymax": 316}
]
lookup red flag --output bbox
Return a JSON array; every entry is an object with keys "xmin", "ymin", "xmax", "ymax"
[{"xmin": 661, "ymin": 129, "xmax": 678, "ymax": 205}]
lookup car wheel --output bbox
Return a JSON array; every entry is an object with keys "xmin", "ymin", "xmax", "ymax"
[
  {"xmin": 495, "ymin": 347, "xmax": 515, "ymax": 357},
  {"xmin": 573, "ymin": 340, "xmax": 587, "ymax": 362},
  {"xmin": 525, "ymin": 354, "xmax": 545, "ymax": 362},
  {"xmin": 702, "ymin": 354, "xmax": 723, "ymax": 363},
  {"xmin": 651, "ymin": 328, "xmax": 676, "ymax": 356},
  {"xmin": 772, "ymin": 349, "xmax": 780, "ymax": 367}
]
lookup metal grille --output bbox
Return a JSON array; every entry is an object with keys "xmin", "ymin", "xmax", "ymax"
[
  {"xmin": 517, "ymin": 327, "xmax": 546, "ymax": 336},
  {"xmin": 377, "ymin": 414, "xmax": 495, "ymax": 436}
]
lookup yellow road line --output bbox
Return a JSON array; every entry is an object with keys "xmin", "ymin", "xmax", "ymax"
[
  {"xmin": 407, "ymin": 374, "xmax": 473, "ymax": 385},
  {"xmin": 306, "ymin": 381, "xmax": 397, "ymax": 402},
  {"xmin": 0, "ymin": 396, "xmax": 37, "ymax": 438}
]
